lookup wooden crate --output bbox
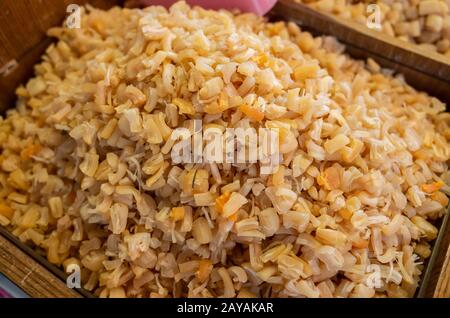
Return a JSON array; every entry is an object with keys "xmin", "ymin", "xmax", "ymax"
[{"xmin": 0, "ymin": 0, "xmax": 448, "ymax": 298}]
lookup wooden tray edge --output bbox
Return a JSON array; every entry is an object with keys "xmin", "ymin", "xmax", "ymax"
[{"xmin": 0, "ymin": 226, "xmax": 92, "ymax": 298}]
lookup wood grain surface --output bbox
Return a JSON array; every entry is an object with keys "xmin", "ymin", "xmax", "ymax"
[
  {"xmin": 434, "ymin": 244, "xmax": 450, "ymax": 298},
  {"xmin": 0, "ymin": 234, "xmax": 81, "ymax": 298}
]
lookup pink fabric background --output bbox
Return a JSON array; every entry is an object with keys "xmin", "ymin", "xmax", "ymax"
[{"xmin": 139, "ymin": 0, "xmax": 277, "ymax": 15}]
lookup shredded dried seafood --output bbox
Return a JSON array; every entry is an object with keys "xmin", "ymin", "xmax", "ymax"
[
  {"xmin": 0, "ymin": 1, "xmax": 449, "ymax": 298},
  {"xmin": 297, "ymin": 0, "xmax": 450, "ymax": 57}
]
